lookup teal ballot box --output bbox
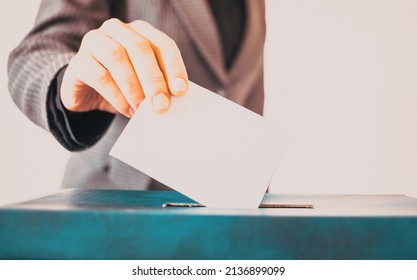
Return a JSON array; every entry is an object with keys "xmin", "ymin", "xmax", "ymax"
[{"xmin": 0, "ymin": 189, "xmax": 416, "ymax": 259}]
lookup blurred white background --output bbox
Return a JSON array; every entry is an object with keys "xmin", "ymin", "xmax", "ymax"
[
  {"xmin": 0, "ymin": 0, "xmax": 416, "ymax": 206},
  {"xmin": 0, "ymin": 0, "xmax": 70, "ymax": 206},
  {"xmin": 265, "ymin": 0, "xmax": 417, "ymax": 197}
]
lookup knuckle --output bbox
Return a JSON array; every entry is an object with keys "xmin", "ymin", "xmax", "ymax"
[
  {"xmin": 101, "ymin": 18, "xmax": 123, "ymax": 30},
  {"xmin": 127, "ymin": 79, "xmax": 142, "ymax": 95},
  {"xmin": 108, "ymin": 42, "xmax": 127, "ymax": 63},
  {"xmin": 131, "ymin": 20, "xmax": 152, "ymax": 29},
  {"xmin": 81, "ymin": 29, "xmax": 99, "ymax": 47},
  {"xmin": 96, "ymin": 70, "xmax": 113, "ymax": 87},
  {"xmin": 134, "ymin": 38, "xmax": 152, "ymax": 53},
  {"xmin": 107, "ymin": 17, "xmax": 123, "ymax": 25},
  {"xmin": 145, "ymin": 72, "xmax": 166, "ymax": 89},
  {"xmin": 147, "ymin": 71, "xmax": 165, "ymax": 83}
]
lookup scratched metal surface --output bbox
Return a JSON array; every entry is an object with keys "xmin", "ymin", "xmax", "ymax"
[{"xmin": 0, "ymin": 189, "xmax": 416, "ymax": 259}]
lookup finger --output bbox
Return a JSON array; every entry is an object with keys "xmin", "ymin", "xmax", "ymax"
[
  {"xmin": 99, "ymin": 18, "xmax": 170, "ymax": 113},
  {"xmin": 82, "ymin": 28, "xmax": 144, "ymax": 111},
  {"xmin": 130, "ymin": 20, "xmax": 188, "ymax": 97},
  {"xmin": 70, "ymin": 52, "xmax": 134, "ymax": 118},
  {"xmin": 62, "ymin": 55, "xmax": 118, "ymax": 114}
]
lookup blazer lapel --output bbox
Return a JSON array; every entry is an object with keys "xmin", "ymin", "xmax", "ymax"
[{"xmin": 170, "ymin": 0, "xmax": 229, "ymax": 85}]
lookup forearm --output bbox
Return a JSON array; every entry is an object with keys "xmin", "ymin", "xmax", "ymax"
[
  {"xmin": 8, "ymin": 40, "xmax": 74, "ymax": 131},
  {"xmin": 8, "ymin": 0, "xmax": 112, "ymax": 145}
]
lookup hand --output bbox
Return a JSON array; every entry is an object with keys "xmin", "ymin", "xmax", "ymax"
[{"xmin": 61, "ymin": 18, "xmax": 188, "ymax": 117}]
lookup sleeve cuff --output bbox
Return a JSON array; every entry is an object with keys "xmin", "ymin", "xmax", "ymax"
[{"xmin": 47, "ymin": 66, "xmax": 115, "ymax": 151}]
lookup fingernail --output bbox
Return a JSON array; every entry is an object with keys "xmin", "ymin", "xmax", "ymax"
[
  {"xmin": 152, "ymin": 93, "xmax": 170, "ymax": 112},
  {"xmin": 170, "ymin": 77, "xmax": 187, "ymax": 96}
]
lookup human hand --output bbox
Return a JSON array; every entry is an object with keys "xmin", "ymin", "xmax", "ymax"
[{"xmin": 61, "ymin": 18, "xmax": 188, "ymax": 117}]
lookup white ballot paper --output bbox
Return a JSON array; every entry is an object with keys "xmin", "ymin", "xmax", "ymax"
[{"xmin": 110, "ymin": 82, "xmax": 292, "ymax": 208}]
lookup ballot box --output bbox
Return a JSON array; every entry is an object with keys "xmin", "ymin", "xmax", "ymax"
[{"xmin": 0, "ymin": 189, "xmax": 416, "ymax": 259}]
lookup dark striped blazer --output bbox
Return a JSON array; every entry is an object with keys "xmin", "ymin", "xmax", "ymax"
[{"xmin": 8, "ymin": 0, "xmax": 266, "ymax": 190}]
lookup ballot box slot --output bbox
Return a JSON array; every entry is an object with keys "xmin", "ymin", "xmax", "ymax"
[{"xmin": 162, "ymin": 202, "xmax": 314, "ymax": 208}]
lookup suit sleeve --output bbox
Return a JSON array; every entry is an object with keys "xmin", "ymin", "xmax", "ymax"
[
  {"xmin": 7, "ymin": 0, "xmax": 113, "ymax": 149},
  {"xmin": 47, "ymin": 66, "xmax": 115, "ymax": 151}
]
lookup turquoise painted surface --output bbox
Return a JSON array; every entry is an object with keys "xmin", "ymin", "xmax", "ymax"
[{"xmin": 0, "ymin": 190, "xmax": 416, "ymax": 259}]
